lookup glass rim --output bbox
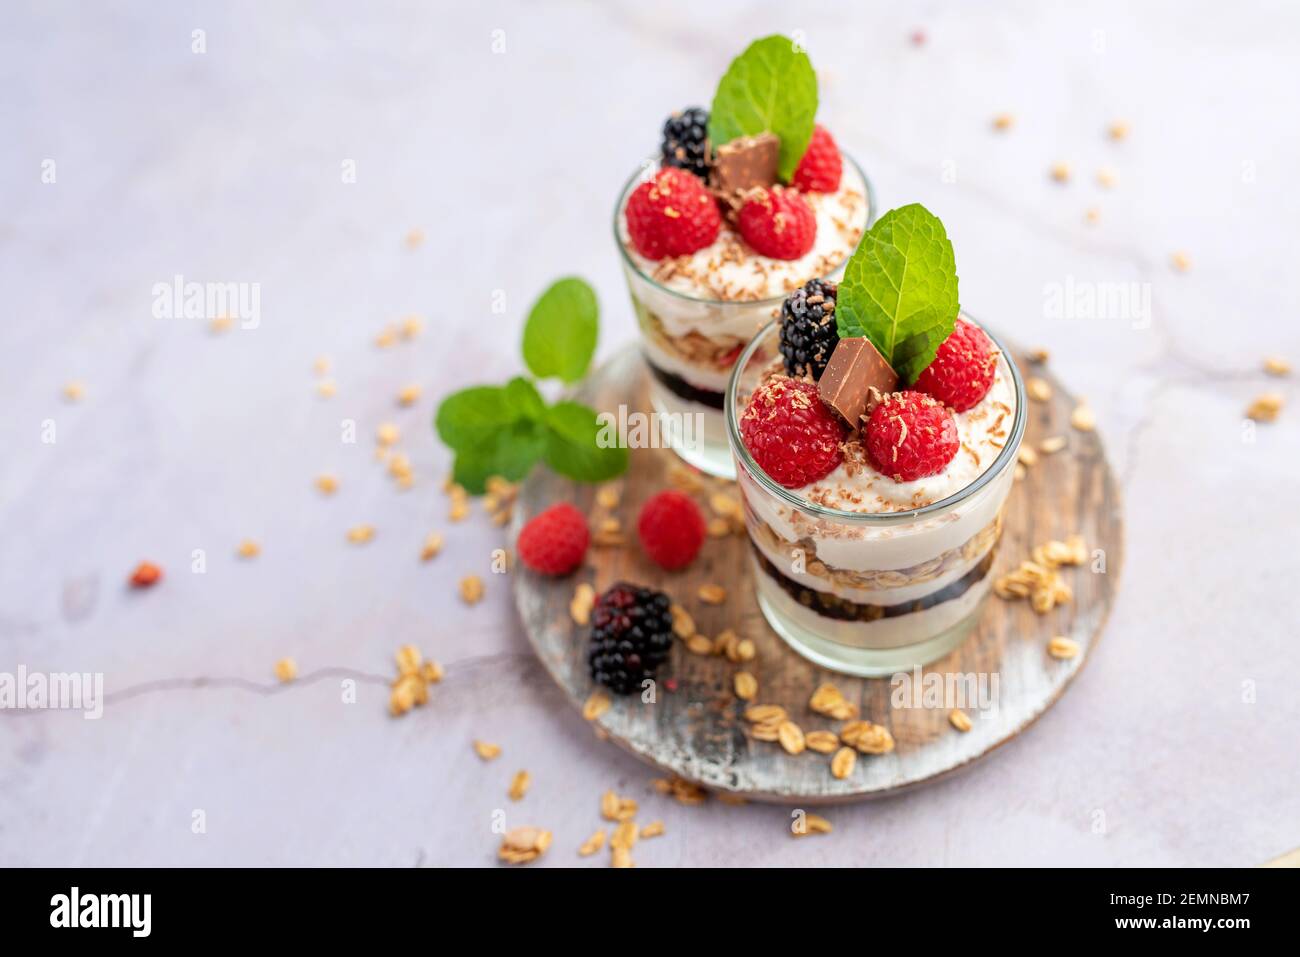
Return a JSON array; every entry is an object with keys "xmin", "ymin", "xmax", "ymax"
[
  {"xmin": 724, "ymin": 314, "xmax": 1028, "ymax": 526},
  {"xmin": 611, "ymin": 151, "xmax": 877, "ymax": 308}
]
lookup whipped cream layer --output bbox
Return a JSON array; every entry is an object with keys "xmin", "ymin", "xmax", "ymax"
[
  {"xmin": 807, "ymin": 351, "xmax": 1016, "ymax": 514},
  {"xmin": 619, "ymin": 156, "xmax": 869, "ymax": 333},
  {"xmin": 739, "ymin": 333, "xmax": 1020, "ymax": 574}
]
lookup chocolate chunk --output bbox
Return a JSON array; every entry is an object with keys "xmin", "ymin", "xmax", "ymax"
[
  {"xmin": 710, "ymin": 132, "xmax": 780, "ymax": 201},
  {"xmin": 817, "ymin": 337, "xmax": 898, "ymax": 429}
]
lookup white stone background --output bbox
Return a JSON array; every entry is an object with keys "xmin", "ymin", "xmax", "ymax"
[{"xmin": 1, "ymin": 0, "xmax": 1297, "ymax": 867}]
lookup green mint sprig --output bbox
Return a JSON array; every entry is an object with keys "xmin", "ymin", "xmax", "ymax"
[
  {"xmin": 708, "ymin": 34, "xmax": 818, "ymax": 182},
  {"xmin": 835, "ymin": 204, "xmax": 960, "ymax": 385},
  {"xmin": 434, "ymin": 277, "xmax": 627, "ymax": 494}
]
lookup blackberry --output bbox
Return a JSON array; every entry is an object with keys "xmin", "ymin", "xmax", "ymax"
[
  {"xmin": 587, "ymin": 582, "xmax": 674, "ymax": 695},
  {"xmin": 779, "ymin": 279, "xmax": 840, "ymax": 380},
  {"xmin": 660, "ymin": 107, "xmax": 710, "ymax": 180}
]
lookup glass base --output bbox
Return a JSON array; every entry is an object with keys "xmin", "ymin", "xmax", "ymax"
[
  {"xmin": 649, "ymin": 380, "xmax": 735, "ymax": 480},
  {"xmin": 752, "ymin": 558, "xmax": 987, "ymax": 676}
]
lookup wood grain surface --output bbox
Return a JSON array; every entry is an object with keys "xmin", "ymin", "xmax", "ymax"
[{"xmin": 512, "ymin": 345, "xmax": 1124, "ymax": 804}]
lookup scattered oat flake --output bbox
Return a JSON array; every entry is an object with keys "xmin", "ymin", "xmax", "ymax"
[
  {"xmin": 1018, "ymin": 446, "xmax": 1038, "ymax": 468},
  {"xmin": 1108, "ymin": 120, "xmax": 1130, "ymax": 141},
  {"xmin": 805, "ymin": 730, "xmax": 840, "ymax": 754},
  {"xmin": 1084, "ymin": 207, "xmax": 1100, "ymax": 225},
  {"xmin": 473, "ymin": 740, "xmax": 501, "ymax": 761},
  {"xmin": 611, "ymin": 846, "xmax": 634, "ymax": 868},
  {"xmin": 582, "ymin": 690, "xmax": 611, "ymax": 721},
  {"xmin": 595, "ymin": 485, "xmax": 621, "ymax": 509},
  {"xmin": 1048, "ymin": 636, "xmax": 1081, "ymax": 659},
  {"xmin": 419, "ymin": 532, "xmax": 443, "ymax": 561},
  {"xmin": 449, "ymin": 499, "xmax": 470, "ymax": 522},
  {"xmin": 508, "ymin": 770, "xmax": 531, "ymax": 801},
  {"xmin": 404, "ymin": 228, "xmax": 425, "ymax": 249},
  {"xmin": 316, "ymin": 379, "xmax": 337, "ymax": 398},
  {"xmin": 62, "ymin": 381, "xmax": 86, "ymax": 402},
  {"xmin": 397, "ymin": 385, "xmax": 422, "ymax": 407},
  {"xmin": 686, "ymin": 635, "xmax": 713, "ymax": 655},
  {"xmin": 400, "ymin": 315, "xmax": 423, "ymax": 339},
  {"xmin": 1096, "ymin": 167, "xmax": 1117, "ymax": 188},
  {"xmin": 570, "ymin": 583, "xmax": 596, "ymax": 625},
  {"xmin": 794, "ymin": 813, "xmax": 833, "ymax": 837},
  {"xmin": 831, "ymin": 746, "xmax": 856, "ymax": 780},
  {"xmin": 578, "ymin": 829, "xmax": 606, "ymax": 857},
  {"xmin": 376, "ymin": 423, "xmax": 400, "ymax": 446},
  {"xmin": 459, "ymin": 575, "xmax": 485, "ymax": 605},
  {"xmin": 375, "ymin": 325, "xmax": 399, "ymax": 348},
  {"xmin": 1246, "ymin": 393, "xmax": 1283, "ymax": 422},
  {"xmin": 1050, "ymin": 161, "xmax": 1071, "ymax": 183},
  {"xmin": 992, "ymin": 112, "xmax": 1014, "ymax": 131},
  {"xmin": 1263, "ymin": 356, "xmax": 1291, "ymax": 377},
  {"xmin": 1027, "ymin": 377, "xmax": 1053, "ymax": 402},
  {"xmin": 315, "ymin": 474, "xmax": 338, "ymax": 495},
  {"xmin": 1171, "ymin": 251, "xmax": 1191, "ymax": 272},
  {"xmin": 640, "ymin": 821, "xmax": 665, "ymax": 839},
  {"xmin": 698, "ymin": 584, "xmax": 726, "ymax": 605},
  {"xmin": 611, "ymin": 819, "xmax": 637, "ymax": 852},
  {"xmin": 949, "ymin": 709, "xmax": 973, "ymax": 732},
  {"xmin": 733, "ymin": 671, "xmax": 758, "ymax": 701},
  {"xmin": 735, "ymin": 638, "xmax": 756, "ymax": 662},
  {"xmin": 236, "ymin": 539, "xmax": 260, "ymax": 559},
  {"xmin": 1029, "ymin": 348, "xmax": 1050, "ymax": 363},
  {"xmin": 422, "ymin": 659, "xmax": 443, "ymax": 684},
  {"xmin": 1070, "ymin": 403, "xmax": 1096, "ymax": 431},
  {"xmin": 395, "ymin": 644, "xmax": 422, "ymax": 675},
  {"xmin": 670, "ymin": 605, "xmax": 695, "ymax": 638},
  {"xmin": 209, "ymin": 315, "xmax": 234, "ymax": 334},
  {"xmin": 498, "ymin": 826, "xmax": 550, "ymax": 865},
  {"xmin": 312, "ymin": 355, "xmax": 332, "ymax": 375},
  {"xmin": 707, "ymin": 517, "xmax": 731, "ymax": 538},
  {"xmin": 273, "ymin": 657, "xmax": 297, "ymax": 683},
  {"xmin": 854, "ymin": 723, "xmax": 896, "ymax": 755},
  {"xmin": 346, "ymin": 524, "xmax": 375, "ymax": 544},
  {"xmin": 777, "ymin": 720, "xmax": 806, "ymax": 755},
  {"xmin": 1039, "ymin": 435, "xmax": 1067, "ymax": 455}
]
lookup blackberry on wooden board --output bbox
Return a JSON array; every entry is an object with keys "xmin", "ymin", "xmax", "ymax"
[{"xmin": 587, "ymin": 582, "xmax": 674, "ymax": 695}]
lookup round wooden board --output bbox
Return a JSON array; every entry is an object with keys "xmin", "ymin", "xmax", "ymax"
[{"xmin": 511, "ymin": 345, "xmax": 1124, "ymax": 804}]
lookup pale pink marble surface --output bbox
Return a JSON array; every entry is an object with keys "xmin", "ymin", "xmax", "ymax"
[{"xmin": 1, "ymin": 0, "xmax": 1297, "ymax": 866}]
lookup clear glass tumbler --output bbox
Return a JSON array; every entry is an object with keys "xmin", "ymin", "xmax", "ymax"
[
  {"xmin": 725, "ymin": 318, "xmax": 1027, "ymax": 676},
  {"xmin": 613, "ymin": 156, "xmax": 874, "ymax": 479}
]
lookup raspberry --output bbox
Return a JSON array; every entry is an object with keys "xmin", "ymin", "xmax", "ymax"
[
  {"xmin": 737, "ymin": 186, "xmax": 816, "ymax": 260},
  {"xmin": 739, "ymin": 377, "xmax": 845, "ymax": 489},
  {"xmin": 792, "ymin": 125, "xmax": 843, "ymax": 193},
  {"xmin": 587, "ymin": 583, "xmax": 674, "ymax": 695},
  {"xmin": 778, "ymin": 278, "xmax": 839, "ymax": 380},
  {"xmin": 912, "ymin": 318, "xmax": 997, "ymax": 412},
  {"xmin": 637, "ymin": 490, "xmax": 706, "ymax": 570},
  {"xmin": 625, "ymin": 167, "xmax": 721, "ymax": 260},
  {"xmin": 660, "ymin": 107, "xmax": 710, "ymax": 180},
  {"xmin": 864, "ymin": 391, "xmax": 959, "ymax": 483},
  {"xmin": 516, "ymin": 503, "xmax": 589, "ymax": 576}
]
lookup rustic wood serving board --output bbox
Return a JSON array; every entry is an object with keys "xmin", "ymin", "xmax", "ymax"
[{"xmin": 511, "ymin": 345, "xmax": 1123, "ymax": 803}]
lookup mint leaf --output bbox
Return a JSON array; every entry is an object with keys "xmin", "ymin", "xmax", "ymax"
[
  {"xmin": 435, "ymin": 385, "xmax": 518, "ymax": 450},
  {"xmin": 522, "ymin": 277, "xmax": 598, "ymax": 384},
  {"xmin": 543, "ymin": 401, "xmax": 628, "ymax": 483},
  {"xmin": 709, "ymin": 35, "xmax": 818, "ymax": 182},
  {"xmin": 505, "ymin": 376, "xmax": 545, "ymax": 421},
  {"xmin": 835, "ymin": 204, "xmax": 959, "ymax": 385},
  {"xmin": 451, "ymin": 419, "xmax": 546, "ymax": 494}
]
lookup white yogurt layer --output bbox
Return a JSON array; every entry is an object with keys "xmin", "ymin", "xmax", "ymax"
[
  {"xmin": 619, "ymin": 156, "xmax": 869, "ymax": 329},
  {"xmin": 806, "ymin": 350, "xmax": 1016, "ymax": 513},
  {"xmin": 738, "ymin": 334, "xmax": 1020, "ymax": 574}
]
